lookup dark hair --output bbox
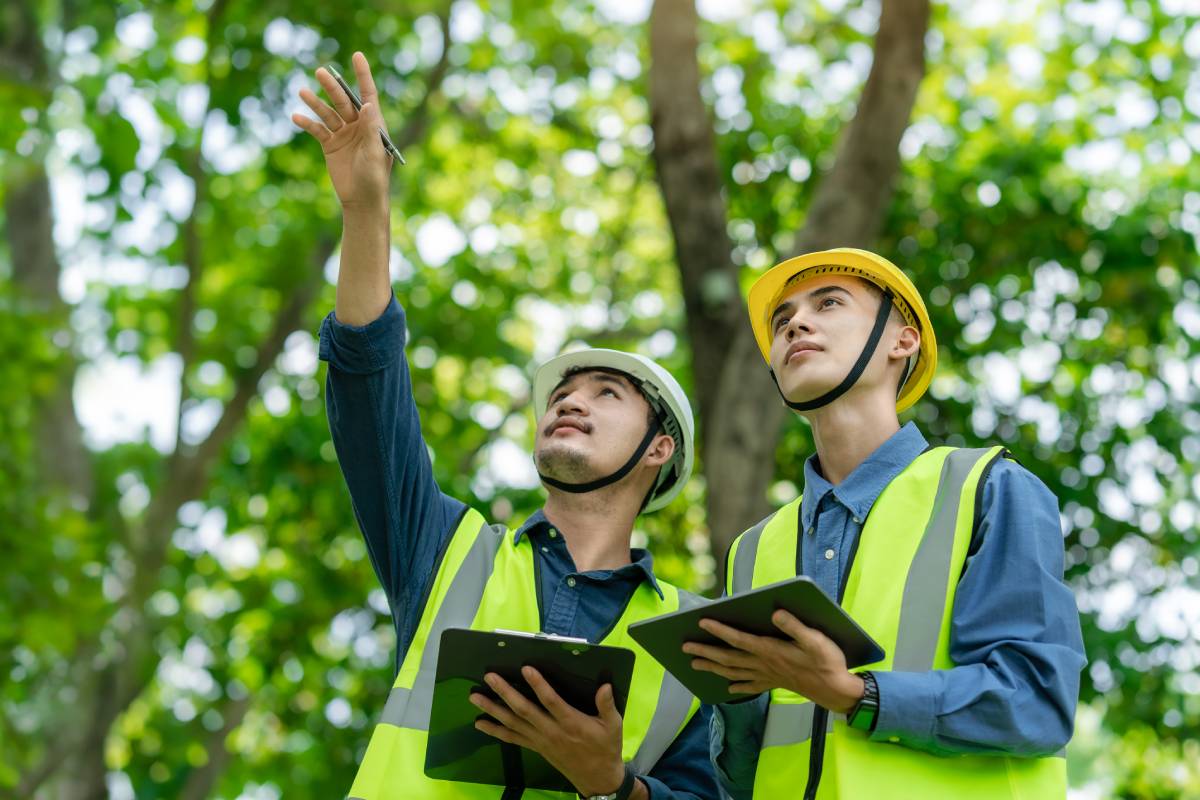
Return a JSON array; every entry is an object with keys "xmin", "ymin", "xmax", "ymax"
[{"xmin": 554, "ymin": 366, "xmax": 660, "ymax": 428}]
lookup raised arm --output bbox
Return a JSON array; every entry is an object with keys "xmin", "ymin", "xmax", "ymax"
[{"xmin": 295, "ymin": 53, "xmax": 465, "ymax": 664}]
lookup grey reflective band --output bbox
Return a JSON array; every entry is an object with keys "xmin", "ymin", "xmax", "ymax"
[
  {"xmin": 762, "ymin": 701, "xmax": 816, "ymax": 747},
  {"xmin": 892, "ymin": 448, "xmax": 997, "ymax": 672},
  {"xmin": 380, "ymin": 519, "xmax": 506, "ymax": 731},
  {"xmin": 629, "ymin": 589, "xmax": 704, "ymax": 772},
  {"xmin": 629, "ymin": 669, "xmax": 694, "ymax": 774},
  {"xmin": 731, "ymin": 514, "xmax": 773, "ymax": 595}
]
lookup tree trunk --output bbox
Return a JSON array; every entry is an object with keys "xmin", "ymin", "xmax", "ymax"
[
  {"xmin": 6, "ymin": 165, "xmax": 95, "ymax": 503},
  {"xmin": 648, "ymin": 0, "xmax": 931, "ymax": 579}
]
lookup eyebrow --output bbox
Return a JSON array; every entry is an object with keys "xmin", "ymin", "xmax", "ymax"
[
  {"xmin": 550, "ymin": 371, "xmax": 632, "ymax": 398},
  {"xmin": 770, "ymin": 285, "xmax": 854, "ymax": 327},
  {"xmin": 809, "ymin": 285, "xmax": 853, "ymax": 300}
]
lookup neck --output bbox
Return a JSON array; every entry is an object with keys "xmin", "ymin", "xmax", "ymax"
[
  {"xmin": 541, "ymin": 485, "xmax": 643, "ymax": 572},
  {"xmin": 802, "ymin": 390, "xmax": 902, "ymax": 485}
]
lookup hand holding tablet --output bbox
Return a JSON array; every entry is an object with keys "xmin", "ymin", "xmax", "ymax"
[{"xmin": 628, "ymin": 576, "xmax": 884, "ymax": 705}]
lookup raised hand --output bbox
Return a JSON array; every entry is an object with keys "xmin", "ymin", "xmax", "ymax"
[{"xmin": 292, "ymin": 51, "xmax": 393, "ymax": 212}]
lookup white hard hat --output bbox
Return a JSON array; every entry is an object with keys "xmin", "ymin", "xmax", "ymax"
[{"xmin": 532, "ymin": 348, "xmax": 696, "ymax": 513}]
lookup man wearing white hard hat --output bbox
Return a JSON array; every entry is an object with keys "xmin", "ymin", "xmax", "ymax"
[
  {"xmin": 298, "ymin": 53, "xmax": 718, "ymax": 800},
  {"xmin": 683, "ymin": 249, "xmax": 1085, "ymax": 799}
]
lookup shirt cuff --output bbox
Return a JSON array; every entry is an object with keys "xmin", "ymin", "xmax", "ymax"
[
  {"xmin": 317, "ymin": 294, "xmax": 406, "ymax": 375},
  {"xmin": 711, "ymin": 695, "xmax": 768, "ymax": 799},
  {"xmin": 637, "ymin": 773, "xmax": 674, "ymax": 800},
  {"xmin": 870, "ymin": 670, "xmax": 939, "ymax": 748}
]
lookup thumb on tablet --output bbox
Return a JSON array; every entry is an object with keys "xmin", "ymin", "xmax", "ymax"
[{"xmin": 597, "ymin": 683, "xmax": 620, "ymax": 724}]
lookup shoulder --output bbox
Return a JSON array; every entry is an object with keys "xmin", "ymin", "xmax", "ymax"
[
  {"xmin": 980, "ymin": 452, "xmax": 1059, "ymax": 510},
  {"xmin": 965, "ymin": 449, "xmax": 1064, "ymax": 566}
]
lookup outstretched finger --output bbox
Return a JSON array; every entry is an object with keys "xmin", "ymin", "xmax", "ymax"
[
  {"xmin": 291, "ymin": 113, "xmax": 331, "ymax": 143},
  {"xmin": 352, "ymin": 51, "xmax": 379, "ymax": 106},
  {"xmin": 315, "ymin": 66, "xmax": 359, "ymax": 123},
  {"xmin": 298, "ymin": 88, "xmax": 345, "ymax": 133}
]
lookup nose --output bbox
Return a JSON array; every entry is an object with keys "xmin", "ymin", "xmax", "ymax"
[
  {"xmin": 782, "ymin": 311, "xmax": 812, "ymax": 340},
  {"xmin": 553, "ymin": 389, "xmax": 588, "ymax": 416}
]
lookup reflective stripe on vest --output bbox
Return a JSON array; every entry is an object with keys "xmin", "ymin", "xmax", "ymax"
[
  {"xmin": 727, "ymin": 446, "xmax": 1068, "ymax": 799},
  {"xmin": 381, "ymin": 516, "xmax": 505, "ymax": 732},
  {"xmin": 348, "ymin": 509, "xmax": 701, "ymax": 799}
]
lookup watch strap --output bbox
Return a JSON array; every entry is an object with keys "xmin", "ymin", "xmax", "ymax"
[
  {"xmin": 582, "ymin": 763, "xmax": 636, "ymax": 800},
  {"xmin": 847, "ymin": 670, "xmax": 879, "ymax": 732}
]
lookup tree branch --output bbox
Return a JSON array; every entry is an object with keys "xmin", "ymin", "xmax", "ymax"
[
  {"xmin": 791, "ymin": 0, "xmax": 930, "ymax": 254},
  {"xmin": 142, "ymin": 235, "xmax": 336, "ymax": 580},
  {"xmin": 648, "ymin": 0, "xmax": 740, "ymax": 425},
  {"xmin": 176, "ymin": 695, "xmax": 252, "ymax": 800}
]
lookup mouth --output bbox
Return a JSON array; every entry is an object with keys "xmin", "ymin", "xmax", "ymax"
[
  {"xmin": 785, "ymin": 342, "xmax": 822, "ymax": 364},
  {"xmin": 547, "ymin": 418, "xmax": 591, "ymax": 437}
]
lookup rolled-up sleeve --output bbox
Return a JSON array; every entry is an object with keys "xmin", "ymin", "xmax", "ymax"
[{"xmin": 870, "ymin": 459, "xmax": 1086, "ymax": 755}]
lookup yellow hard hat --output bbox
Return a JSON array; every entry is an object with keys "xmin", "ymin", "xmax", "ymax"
[{"xmin": 746, "ymin": 248, "xmax": 936, "ymax": 412}]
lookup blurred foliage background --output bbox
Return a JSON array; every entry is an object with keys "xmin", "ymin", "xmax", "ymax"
[{"xmin": 1, "ymin": 0, "xmax": 1198, "ymax": 797}]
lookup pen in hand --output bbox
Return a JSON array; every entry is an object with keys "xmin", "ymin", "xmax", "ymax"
[{"xmin": 322, "ymin": 62, "xmax": 406, "ymax": 165}]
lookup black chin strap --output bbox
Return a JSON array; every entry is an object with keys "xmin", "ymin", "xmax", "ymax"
[
  {"xmin": 772, "ymin": 289, "xmax": 895, "ymax": 412},
  {"xmin": 538, "ymin": 418, "xmax": 661, "ymax": 494}
]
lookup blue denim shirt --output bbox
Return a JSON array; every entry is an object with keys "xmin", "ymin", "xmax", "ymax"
[
  {"xmin": 711, "ymin": 423, "xmax": 1087, "ymax": 797},
  {"xmin": 318, "ymin": 295, "xmax": 718, "ymax": 800}
]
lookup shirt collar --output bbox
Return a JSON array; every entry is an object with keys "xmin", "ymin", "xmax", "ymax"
[
  {"xmin": 800, "ymin": 422, "xmax": 929, "ymax": 531},
  {"xmin": 513, "ymin": 508, "xmax": 664, "ymax": 599}
]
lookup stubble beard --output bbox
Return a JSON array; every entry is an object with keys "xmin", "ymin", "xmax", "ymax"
[{"xmin": 535, "ymin": 442, "xmax": 594, "ymax": 483}]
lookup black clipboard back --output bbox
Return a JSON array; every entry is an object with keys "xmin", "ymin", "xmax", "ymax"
[
  {"xmin": 424, "ymin": 627, "xmax": 635, "ymax": 791},
  {"xmin": 627, "ymin": 576, "xmax": 885, "ymax": 705}
]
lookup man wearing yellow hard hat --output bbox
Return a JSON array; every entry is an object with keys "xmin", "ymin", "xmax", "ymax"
[{"xmin": 682, "ymin": 249, "xmax": 1086, "ymax": 799}]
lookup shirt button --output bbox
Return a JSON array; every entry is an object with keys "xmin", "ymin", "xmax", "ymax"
[
  {"xmin": 567, "ymin": 577, "xmax": 577, "ymax": 588},
  {"xmin": 824, "ymin": 549, "xmax": 835, "ymax": 560},
  {"xmin": 852, "ymin": 516, "xmax": 862, "ymax": 525},
  {"xmin": 541, "ymin": 546, "xmax": 549, "ymax": 553},
  {"xmin": 548, "ymin": 528, "xmax": 558, "ymax": 538},
  {"xmin": 806, "ymin": 526, "xmax": 815, "ymax": 536},
  {"xmin": 888, "ymin": 736, "xmax": 900, "ymax": 743}
]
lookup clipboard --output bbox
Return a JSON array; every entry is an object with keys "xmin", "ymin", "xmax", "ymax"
[
  {"xmin": 424, "ymin": 627, "xmax": 635, "ymax": 791},
  {"xmin": 627, "ymin": 576, "xmax": 885, "ymax": 704}
]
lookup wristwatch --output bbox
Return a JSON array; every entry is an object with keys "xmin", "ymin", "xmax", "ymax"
[
  {"xmin": 581, "ymin": 764, "xmax": 636, "ymax": 800},
  {"xmin": 847, "ymin": 670, "xmax": 879, "ymax": 732}
]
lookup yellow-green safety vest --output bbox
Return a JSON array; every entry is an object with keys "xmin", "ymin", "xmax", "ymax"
[
  {"xmin": 726, "ymin": 446, "xmax": 1067, "ymax": 800},
  {"xmin": 348, "ymin": 508, "xmax": 702, "ymax": 799}
]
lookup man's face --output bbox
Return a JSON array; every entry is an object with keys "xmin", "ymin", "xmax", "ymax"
[
  {"xmin": 534, "ymin": 370, "xmax": 656, "ymax": 484},
  {"xmin": 767, "ymin": 275, "xmax": 898, "ymax": 404}
]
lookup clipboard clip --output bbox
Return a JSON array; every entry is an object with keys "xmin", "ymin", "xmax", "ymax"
[{"xmin": 492, "ymin": 628, "xmax": 590, "ymax": 645}]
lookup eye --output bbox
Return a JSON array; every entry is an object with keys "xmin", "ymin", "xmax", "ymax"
[
  {"xmin": 551, "ymin": 391, "xmax": 567, "ymax": 405},
  {"xmin": 819, "ymin": 297, "xmax": 840, "ymax": 309},
  {"xmin": 773, "ymin": 314, "xmax": 789, "ymax": 332},
  {"xmin": 600, "ymin": 387, "xmax": 618, "ymax": 398}
]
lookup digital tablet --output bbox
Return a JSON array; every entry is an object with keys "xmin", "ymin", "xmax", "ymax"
[
  {"xmin": 627, "ymin": 576, "xmax": 885, "ymax": 704},
  {"xmin": 424, "ymin": 627, "xmax": 635, "ymax": 791}
]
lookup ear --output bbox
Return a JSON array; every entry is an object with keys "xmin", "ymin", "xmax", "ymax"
[
  {"xmin": 643, "ymin": 432, "xmax": 676, "ymax": 468},
  {"xmin": 891, "ymin": 324, "xmax": 920, "ymax": 361}
]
